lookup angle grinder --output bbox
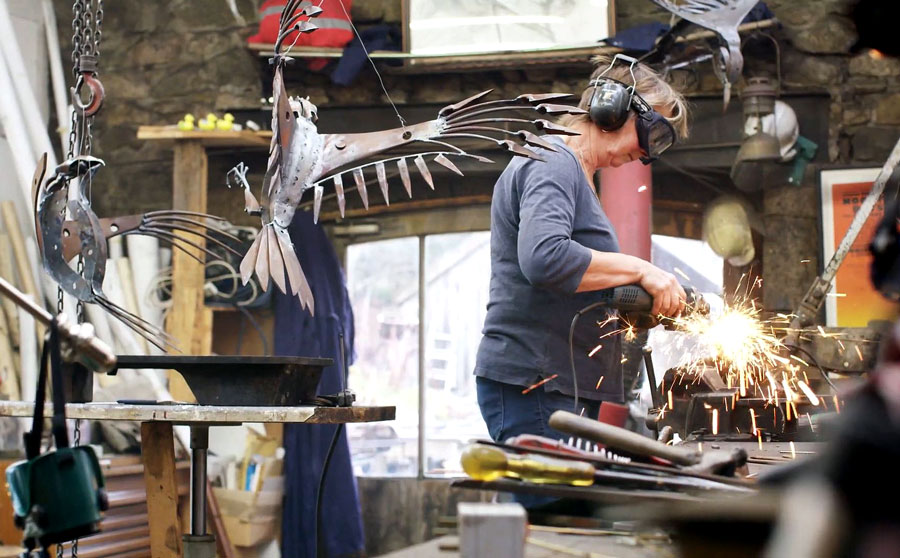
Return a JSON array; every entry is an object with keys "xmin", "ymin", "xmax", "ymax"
[{"xmin": 591, "ymin": 284, "xmax": 710, "ymax": 329}]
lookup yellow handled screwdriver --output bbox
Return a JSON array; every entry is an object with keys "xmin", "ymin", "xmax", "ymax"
[{"xmin": 461, "ymin": 445, "xmax": 595, "ymax": 486}]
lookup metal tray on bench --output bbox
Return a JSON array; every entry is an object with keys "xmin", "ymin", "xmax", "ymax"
[{"xmin": 111, "ymin": 355, "xmax": 333, "ymax": 406}]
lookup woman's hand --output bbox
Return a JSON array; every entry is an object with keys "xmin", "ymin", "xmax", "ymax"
[{"xmin": 638, "ymin": 263, "xmax": 686, "ymax": 317}]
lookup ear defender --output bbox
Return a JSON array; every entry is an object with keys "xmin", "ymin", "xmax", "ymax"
[{"xmin": 588, "ymin": 79, "xmax": 635, "ymax": 131}]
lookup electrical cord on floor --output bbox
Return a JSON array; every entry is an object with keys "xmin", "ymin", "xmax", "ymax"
[
  {"xmin": 569, "ymin": 301, "xmax": 611, "ymax": 415},
  {"xmin": 315, "ymin": 330, "xmax": 348, "ymax": 558}
]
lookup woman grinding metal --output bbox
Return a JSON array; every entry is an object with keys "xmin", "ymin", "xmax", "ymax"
[{"xmin": 473, "ymin": 55, "xmax": 690, "ymax": 486}]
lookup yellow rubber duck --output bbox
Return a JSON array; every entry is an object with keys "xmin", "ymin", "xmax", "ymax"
[
  {"xmin": 198, "ymin": 113, "xmax": 217, "ymax": 131},
  {"xmin": 216, "ymin": 113, "xmax": 235, "ymax": 131},
  {"xmin": 177, "ymin": 114, "xmax": 195, "ymax": 131}
]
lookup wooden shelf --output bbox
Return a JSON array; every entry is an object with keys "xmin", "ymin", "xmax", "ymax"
[{"xmin": 136, "ymin": 126, "xmax": 271, "ymax": 148}]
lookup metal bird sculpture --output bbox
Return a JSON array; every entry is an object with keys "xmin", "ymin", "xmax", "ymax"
[
  {"xmin": 236, "ymin": 0, "xmax": 587, "ymax": 314},
  {"xmin": 33, "ymin": 154, "xmax": 244, "ymax": 350},
  {"xmin": 648, "ymin": 0, "xmax": 758, "ymax": 104}
]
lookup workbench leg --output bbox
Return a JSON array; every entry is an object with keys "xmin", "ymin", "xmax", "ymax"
[
  {"xmin": 183, "ymin": 425, "xmax": 216, "ymax": 558},
  {"xmin": 166, "ymin": 139, "xmax": 212, "ymax": 401},
  {"xmin": 141, "ymin": 421, "xmax": 182, "ymax": 558}
]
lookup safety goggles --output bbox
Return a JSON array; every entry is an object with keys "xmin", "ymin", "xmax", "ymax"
[{"xmin": 631, "ymin": 94, "xmax": 676, "ymax": 165}]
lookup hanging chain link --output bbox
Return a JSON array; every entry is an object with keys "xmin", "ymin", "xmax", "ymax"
[{"xmin": 64, "ymin": 2, "xmax": 102, "ymax": 557}]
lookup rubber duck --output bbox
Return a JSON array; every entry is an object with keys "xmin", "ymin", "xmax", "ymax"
[
  {"xmin": 198, "ymin": 113, "xmax": 217, "ymax": 131},
  {"xmin": 216, "ymin": 113, "xmax": 235, "ymax": 131},
  {"xmin": 177, "ymin": 114, "xmax": 195, "ymax": 131}
]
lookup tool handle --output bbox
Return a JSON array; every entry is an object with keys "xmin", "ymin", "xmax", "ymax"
[
  {"xmin": 57, "ymin": 314, "xmax": 116, "ymax": 373},
  {"xmin": 461, "ymin": 444, "xmax": 595, "ymax": 486},
  {"xmin": 549, "ymin": 410, "xmax": 701, "ymax": 466}
]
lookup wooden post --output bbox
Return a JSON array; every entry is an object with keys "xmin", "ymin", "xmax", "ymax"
[
  {"xmin": 141, "ymin": 421, "xmax": 182, "ymax": 558},
  {"xmin": 165, "ymin": 140, "xmax": 212, "ymax": 402}
]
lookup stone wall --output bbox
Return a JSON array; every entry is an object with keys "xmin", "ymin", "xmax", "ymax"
[{"xmin": 52, "ymin": 0, "xmax": 900, "ymax": 312}]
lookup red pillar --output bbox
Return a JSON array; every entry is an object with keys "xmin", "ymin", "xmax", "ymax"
[{"xmin": 599, "ymin": 160, "xmax": 653, "ymax": 260}]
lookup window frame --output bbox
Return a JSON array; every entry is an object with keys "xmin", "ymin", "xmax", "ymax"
[{"xmin": 333, "ymin": 205, "xmax": 491, "ymax": 478}]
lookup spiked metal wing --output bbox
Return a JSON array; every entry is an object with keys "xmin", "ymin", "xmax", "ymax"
[
  {"xmin": 648, "ymin": 0, "xmax": 757, "ymax": 85},
  {"xmin": 236, "ymin": 1, "xmax": 587, "ymax": 315}
]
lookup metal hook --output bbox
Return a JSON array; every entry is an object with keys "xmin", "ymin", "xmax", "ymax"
[{"xmin": 71, "ymin": 72, "xmax": 105, "ymax": 117}]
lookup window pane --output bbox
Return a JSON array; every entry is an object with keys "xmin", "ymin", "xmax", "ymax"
[
  {"xmin": 423, "ymin": 231, "xmax": 491, "ymax": 476},
  {"xmin": 346, "ymin": 237, "xmax": 419, "ymax": 476},
  {"xmin": 409, "ymin": 0, "xmax": 611, "ymax": 55}
]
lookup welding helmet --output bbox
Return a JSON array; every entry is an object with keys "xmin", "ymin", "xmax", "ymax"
[{"xmin": 588, "ymin": 54, "xmax": 677, "ymax": 164}]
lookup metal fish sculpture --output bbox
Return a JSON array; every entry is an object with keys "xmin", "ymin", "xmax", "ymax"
[
  {"xmin": 33, "ymin": 154, "xmax": 244, "ymax": 351},
  {"xmin": 236, "ymin": 0, "xmax": 588, "ymax": 314}
]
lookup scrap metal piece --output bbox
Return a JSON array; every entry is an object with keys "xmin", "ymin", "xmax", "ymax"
[
  {"xmin": 649, "ymin": 0, "xmax": 757, "ymax": 92},
  {"xmin": 353, "ymin": 167, "xmax": 369, "ymax": 208},
  {"xmin": 375, "ymin": 161, "xmax": 390, "ymax": 205},
  {"xmin": 434, "ymin": 154, "xmax": 464, "ymax": 176},
  {"xmin": 414, "ymin": 155, "xmax": 434, "ymax": 189},
  {"xmin": 333, "ymin": 174, "xmax": 345, "ymax": 217},
  {"xmin": 397, "ymin": 157, "xmax": 412, "ymax": 198}
]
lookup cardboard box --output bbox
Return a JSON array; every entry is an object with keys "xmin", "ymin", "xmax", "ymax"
[
  {"xmin": 222, "ymin": 514, "xmax": 278, "ymax": 548},
  {"xmin": 213, "ymin": 483, "xmax": 283, "ymax": 520},
  {"xmin": 213, "ymin": 479, "xmax": 284, "ymax": 547}
]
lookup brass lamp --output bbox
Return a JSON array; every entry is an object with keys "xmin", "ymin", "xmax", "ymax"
[{"xmin": 731, "ymin": 76, "xmax": 781, "ymax": 190}]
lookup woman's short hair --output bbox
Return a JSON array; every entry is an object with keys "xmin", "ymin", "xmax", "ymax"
[{"xmin": 559, "ymin": 55, "xmax": 689, "ymax": 139}]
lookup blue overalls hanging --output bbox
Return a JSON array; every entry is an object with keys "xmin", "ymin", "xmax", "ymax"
[{"xmin": 274, "ymin": 210, "xmax": 363, "ymax": 558}]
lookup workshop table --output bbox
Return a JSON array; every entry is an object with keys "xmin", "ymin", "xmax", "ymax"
[{"xmin": 0, "ymin": 401, "xmax": 395, "ymax": 558}]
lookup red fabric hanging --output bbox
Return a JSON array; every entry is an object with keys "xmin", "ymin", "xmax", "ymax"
[{"xmin": 248, "ymin": 0, "xmax": 355, "ymax": 70}]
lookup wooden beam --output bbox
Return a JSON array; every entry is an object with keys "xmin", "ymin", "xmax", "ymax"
[
  {"xmin": 141, "ymin": 422, "xmax": 182, "ymax": 558},
  {"xmin": 165, "ymin": 140, "xmax": 211, "ymax": 402}
]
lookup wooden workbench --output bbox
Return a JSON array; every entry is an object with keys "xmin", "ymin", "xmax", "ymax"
[
  {"xmin": 376, "ymin": 532, "xmax": 670, "ymax": 558},
  {"xmin": 135, "ymin": 127, "xmax": 273, "ymax": 402},
  {"xmin": 0, "ymin": 401, "xmax": 394, "ymax": 558}
]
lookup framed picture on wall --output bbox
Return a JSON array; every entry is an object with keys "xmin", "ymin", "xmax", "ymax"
[{"xmin": 819, "ymin": 167, "xmax": 892, "ymax": 327}]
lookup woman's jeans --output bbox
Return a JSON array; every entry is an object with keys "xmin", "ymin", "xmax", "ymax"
[{"xmin": 475, "ymin": 376, "xmax": 602, "ymax": 509}]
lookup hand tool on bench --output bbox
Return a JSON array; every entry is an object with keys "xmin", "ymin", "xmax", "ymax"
[{"xmin": 549, "ymin": 410, "xmax": 748, "ymax": 476}]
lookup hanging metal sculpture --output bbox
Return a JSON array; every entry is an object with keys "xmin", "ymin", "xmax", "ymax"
[
  {"xmin": 236, "ymin": 1, "xmax": 587, "ymax": 314},
  {"xmin": 31, "ymin": 153, "xmax": 242, "ymax": 350},
  {"xmin": 31, "ymin": 0, "xmax": 243, "ymax": 351},
  {"xmin": 648, "ymin": 0, "xmax": 757, "ymax": 103}
]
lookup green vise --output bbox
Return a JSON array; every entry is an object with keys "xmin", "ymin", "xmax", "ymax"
[{"xmin": 6, "ymin": 445, "xmax": 108, "ymax": 549}]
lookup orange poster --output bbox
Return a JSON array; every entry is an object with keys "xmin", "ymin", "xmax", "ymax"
[{"xmin": 820, "ymin": 168, "xmax": 894, "ymax": 327}]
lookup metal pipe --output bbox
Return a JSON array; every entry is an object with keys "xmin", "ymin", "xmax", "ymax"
[
  {"xmin": 417, "ymin": 235, "xmax": 426, "ymax": 479},
  {"xmin": 190, "ymin": 426, "xmax": 210, "ymax": 536}
]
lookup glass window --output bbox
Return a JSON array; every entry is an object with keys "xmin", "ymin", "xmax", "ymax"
[
  {"xmin": 408, "ymin": 0, "xmax": 612, "ymax": 56},
  {"xmin": 423, "ymin": 232, "xmax": 491, "ymax": 476},
  {"xmin": 346, "ymin": 237, "xmax": 420, "ymax": 477},
  {"xmin": 345, "ymin": 231, "xmax": 492, "ymax": 477}
]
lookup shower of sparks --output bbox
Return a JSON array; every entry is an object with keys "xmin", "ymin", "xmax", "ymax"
[
  {"xmin": 668, "ymin": 292, "xmax": 787, "ymax": 393},
  {"xmin": 855, "ymin": 345, "xmax": 864, "ymax": 361},
  {"xmin": 667, "ymin": 389, "xmax": 674, "ymax": 410},
  {"xmin": 588, "ymin": 343, "xmax": 603, "ymax": 357},
  {"xmin": 595, "ymin": 376, "xmax": 604, "ymax": 389},
  {"xmin": 789, "ymin": 441, "xmax": 796, "ymax": 459},
  {"xmin": 833, "ymin": 395, "xmax": 841, "ymax": 413},
  {"xmin": 797, "ymin": 380, "xmax": 820, "ymax": 406},
  {"xmin": 800, "ymin": 259, "xmax": 811, "ymax": 264},
  {"xmin": 750, "ymin": 408, "xmax": 758, "ymax": 435},
  {"xmin": 711, "ymin": 408, "xmax": 719, "ymax": 435},
  {"xmin": 827, "ymin": 292, "xmax": 847, "ymax": 297},
  {"xmin": 522, "ymin": 374, "xmax": 558, "ymax": 394},
  {"xmin": 638, "ymin": 184, "xmax": 648, "ymax": 192}
]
